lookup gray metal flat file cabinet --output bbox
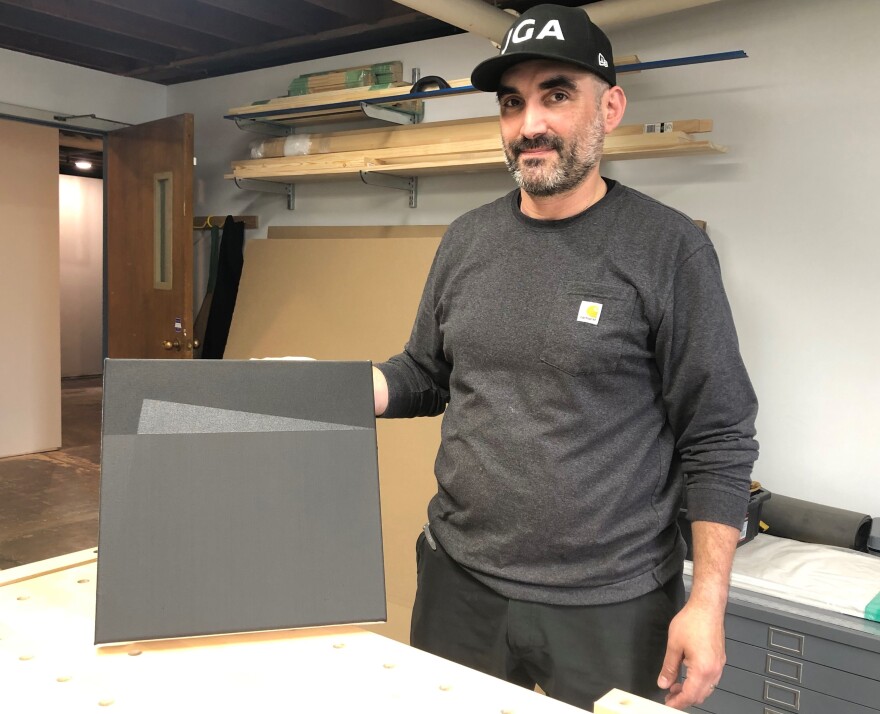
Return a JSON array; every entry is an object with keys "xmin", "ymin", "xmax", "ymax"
[{"xmin": 687, "ymin": 583, "xmax": 880, "ymax": 714}]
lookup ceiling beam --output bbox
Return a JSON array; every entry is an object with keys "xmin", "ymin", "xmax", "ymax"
[
  {"xmin": 193, "ymin": 0, "xmax": 332, "ymax": 35},
  {"xmin": 0, "ymin": 0, "xmax": 233, "ymax": 55},
  {"xmin": 0, "ymin": 3, "xmax": 178, "ymax": 64},
  {"xmin": 0, "ymin": 25, "xmax": 140, "ymax": 74},
  {"xmin": 88, "ymin": 0, "xmax": 289, "ymax": 46},
  {"xmin": 299, "ymin": 0, "xmax": 403, "ymax": 24},
  {"xmin": 59, "ymin": 134, "xmax": 104, "ymax": 151},
  {"xmin": 123, "ymin": 9, "xmax": 444, "ymax": 84}
]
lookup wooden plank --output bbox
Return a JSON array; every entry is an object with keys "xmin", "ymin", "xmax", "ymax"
[
  {"xmin": 228, "ymin": 55, "xmax": 642, "ymax": 120},
  {"xmin": 594, "ymin": 688, "xmax": 680, "ymax": 713},
  {"xmin": 268, "ymin": 225, "xmax": 447, "ymax": 240},
  {"xmin": 237, "ymin": 131, "xmax": 704, "ymax": 174},
  {"xmin": 611, "ymin": 119, "xmax": 713, "ymax": 136},
  {"xmin": 193, "ymin": 215, "xmax": 259, "ymax": 230},
  {"xmin": 2, "ymin": 554, "xmax": 594, "ymax": 713},
  {"xmin": 233, "ymin": 137, "xmax": 503, "ymax": 176},
  {"xmin": 251, "ymin": 99, "xmax": 425, "ymax": 125},
  {"xmin": 230, "ymin": 130, "xmax": 724, "ymax": 182},
  {"xmin": 0, "ymin": 547, "xmax": 97, "ymax": 587},
  {"xmin": 251, "ymin": 116, "xmax": 499, "ymax": 158},
  {"xmin": 247, "ymin": 117, "xmax": 711, "ymax": 160},
  {"xmin": 288, "ymin": 62, "xmax": 404, "ymax": 95},
  {"xmin": 228, "ymin": 78, "xmax": 472, "ymax": 117}
]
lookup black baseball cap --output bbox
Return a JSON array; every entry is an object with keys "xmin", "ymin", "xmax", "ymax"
[{"xmin": 471, "ymin": 4, "xmax": 616, "ymax": 92}]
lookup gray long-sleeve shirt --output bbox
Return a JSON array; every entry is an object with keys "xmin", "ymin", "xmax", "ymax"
[{"xmin": 377, "ymin": 181, "xmax": 758, "ymax": 605}]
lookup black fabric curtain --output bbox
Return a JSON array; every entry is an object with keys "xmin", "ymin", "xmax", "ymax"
[{"xmin": 201, "ymin": 215, "xmax": 244, "ymax": 359}]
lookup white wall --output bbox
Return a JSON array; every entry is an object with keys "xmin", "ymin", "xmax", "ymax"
[
  {"xmin": 0, "ymin": 48, "xmax": 167, "ymax": 125},
  {"xmin": 0, "ymin": 120, "xmax": 61, "ymax": 458},
  {"xmin": 605, "ymin": 0, "xmax": 879, "ymax": 516},
  {"xmin": 167, "ymin": 0, "xmax": 879, "ymax": 517},
  {"xmin": 59, "ymin": 176, "xmax": 104, "ymax": 378}
]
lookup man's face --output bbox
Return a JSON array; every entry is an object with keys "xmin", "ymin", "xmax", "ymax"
[{"xmin": 497, "ymin": 60, "xmax": 607, "ymax": 197}]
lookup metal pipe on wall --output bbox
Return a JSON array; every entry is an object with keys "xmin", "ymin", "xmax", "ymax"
[
  {"xmin": 390, "ymin": 0, "xmax": 724, "ymax": 44},
  {"xmin": 391, "ymin": 0, "xmax": 512, "ymax": 43}
]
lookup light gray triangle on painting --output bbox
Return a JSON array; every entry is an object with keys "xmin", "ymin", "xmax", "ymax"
[{"xmin": 137, "ymin": 399, "xmax": 368, "ymax": 435}]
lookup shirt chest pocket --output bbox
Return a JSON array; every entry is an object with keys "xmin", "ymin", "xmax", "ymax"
[{"xmin": 540, "ymin": 282, "xmax": 637, "ymax": 376}]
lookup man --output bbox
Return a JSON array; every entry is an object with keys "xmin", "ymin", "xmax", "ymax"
[{"xmin": 372, "ymin": 4, "xmax": 758, "ymax": 711}]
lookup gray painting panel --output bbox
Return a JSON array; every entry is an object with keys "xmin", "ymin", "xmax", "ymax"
[
  {"xmin": 96, "ymin": 360, "xmax": 384, "ymax": 644},
  {"xmin": 137, "ymin": 399, "xmax": 368, "ymax": 435},
  {"xmin": 102, "ymin": 360, "xmax": 376, "ymax": 435}
]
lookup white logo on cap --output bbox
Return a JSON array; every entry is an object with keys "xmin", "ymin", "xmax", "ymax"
[
  {"xmin": 598, "ymin": 53, "xmax": 609, "ymax": 68},
  {"xmin": 502, "ymin": 18, "xmax": 566, "ymax": 53}
]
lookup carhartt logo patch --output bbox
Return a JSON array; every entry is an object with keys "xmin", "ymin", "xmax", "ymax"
[
  {"xmin": 598, "ymin": 53, "xmax": 609, "ymax": 68},
  {"xmin": 577, "ymin": 300, "xmax": 603, "ymax": 325}
]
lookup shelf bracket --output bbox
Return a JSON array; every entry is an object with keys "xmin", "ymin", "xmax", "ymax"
[
  {"xmin": 358, "ymin": 101, "xmax": 416, "ymax": 125},
  {"xmin": 233, "ymin": 178, "xmax": 295, "ymax": 210},
  {"xmin": 233, "ymin": 117, "xmax": 294, "ymax": 136},
  {"xmin": 359, "ymin": 172, "xmax": 417, "ymax": 208}
]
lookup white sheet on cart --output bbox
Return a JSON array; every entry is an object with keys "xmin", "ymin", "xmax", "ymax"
[{"xmin": 684, "ymin": 533, "xmax": 880, "ymax": 622}]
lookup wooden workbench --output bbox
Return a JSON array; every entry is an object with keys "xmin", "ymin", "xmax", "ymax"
[{"xmin": 1, "ymin": 549, "xmax": 672, "ymax": 714}]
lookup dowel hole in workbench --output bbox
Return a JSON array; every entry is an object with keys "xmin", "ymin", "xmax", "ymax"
[
  {"xmin": 77, "ymin": 579, "xmax": 90, "ymax": 584},
  {"xmin": 16, "ymin": 595, "xmax": 30, "ymax": 601},
  {"xmin": 98, "ymin": 698, "xmax": 114, "ymax": 707},
  {"xmin": 57, "ymin": 676, "xmax": 72, "ymax": 683},
  {"xmin": 332, "ymin": 643, "xmax": 345, "ymax": 649},
  {"xmin": 19, "ymin": 654, "xmax": 35, "ymax": 661},
  {"xmin": 439, "ymin": 684, "xmax": 453, "ymax": 691},
  {"xmin": 618, "ymin": 698, "xmax": 632, "ymax": 706},
  {"xmin": 127, "ymin": 650, "xmax": 142, "ymax": 657}
]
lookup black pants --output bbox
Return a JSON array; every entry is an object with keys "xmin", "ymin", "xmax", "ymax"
[{"xmin": 410, "ymin": 531, "xmax": 685, "ymax": 710}]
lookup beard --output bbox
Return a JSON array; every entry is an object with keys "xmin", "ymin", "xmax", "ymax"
[{"xmin": 503, "ymin": 112, "xmax": 606, "ymax": 197}]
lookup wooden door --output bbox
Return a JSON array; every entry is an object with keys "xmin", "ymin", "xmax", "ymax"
[{"xmin": 106, "ymin": 114, "xmax": 194, "ymax": 358}]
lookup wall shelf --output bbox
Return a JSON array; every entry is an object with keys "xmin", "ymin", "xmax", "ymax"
[{"xmin": 224, "ymin": 50, "xmax": 746, "ymax": 207}]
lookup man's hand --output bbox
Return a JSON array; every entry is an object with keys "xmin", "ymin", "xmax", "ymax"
[
  {"xmin": 657, "ymin": 599, "xmax": 726, "ymax": 709},
  {"xmin": 658, "ymin": 520, "xmax": 740, "ymax": 709}
]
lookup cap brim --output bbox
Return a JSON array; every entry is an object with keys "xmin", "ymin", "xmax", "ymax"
[{"xmin": 471, "ymin": 52, "xmax": 615, "ymax": 93}]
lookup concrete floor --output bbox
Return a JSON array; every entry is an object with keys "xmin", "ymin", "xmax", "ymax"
[{"xmin": 0, "ymin": 376, "xmax": 101, "ymax": 569}]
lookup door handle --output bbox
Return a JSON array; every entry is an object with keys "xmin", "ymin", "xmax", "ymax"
[{"xmin": 162, "ymin": 339, "xmax": 182, "ymax": 351}]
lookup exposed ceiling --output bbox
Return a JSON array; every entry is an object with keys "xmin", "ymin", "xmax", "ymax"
[{"xmin": 0, "ymin": 0, "xmax": 591, "ymax": 86}]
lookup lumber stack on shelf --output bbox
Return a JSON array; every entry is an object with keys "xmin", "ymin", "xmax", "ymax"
[
  {"xmin": 287, "ymin": 61, "xmax": 404, "ymax": 96},
  {"xmin": 248, "ymin": 116, "xmax": 500, "ymax": 159},
  {"xmin": 228, "ymin": 117, "xmax": 724, "ymax": 183},
  {"xmin": 228, "ymin": 55, "xmax": 640, "ymax": 127}
]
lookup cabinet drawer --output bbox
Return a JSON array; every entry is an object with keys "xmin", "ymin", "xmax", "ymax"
[
  {"xmin": 718, "ymin": 664, "xmax": 879, "ymax": 714},
  {"xmin": 726, "ymin": 612, "xmax": 880, "ymax": 681},
  {"xmin": 687, "ymin": 686, "xmax": 794, "ymax": 714},
  {"xmin": 725, "ymin": 638, "xmax": 880, "ymax": 709}
]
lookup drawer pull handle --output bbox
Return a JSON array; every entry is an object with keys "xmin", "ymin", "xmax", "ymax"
[
  {"xmin": 766, "ymin": 653, "xmax": 803, "ymax": 683},
  {"xmin": 764, "ymin": 709, "xmax": 787, "ymax": 714},
  {"xmin": 768, "ymin": 626, "xmax": 806, "ymax": 655},
  {"xmin": 764, "ymin": 681, "xmax": 801, "ymax": 710}
]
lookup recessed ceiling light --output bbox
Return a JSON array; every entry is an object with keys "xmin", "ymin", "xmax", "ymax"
[{"xmin": 74, "ymin": 160, "xmax": 92, "ymax": 170}]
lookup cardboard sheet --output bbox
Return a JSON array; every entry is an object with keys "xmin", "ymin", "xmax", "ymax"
[{"xmin": 223, "ymin": 226, "xmax": 445, "ymax": 643}]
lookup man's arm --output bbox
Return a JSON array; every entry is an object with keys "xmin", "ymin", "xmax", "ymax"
[{"xmin": 658, "ymin": 520, "xmax": 739, "ymax": 709}]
